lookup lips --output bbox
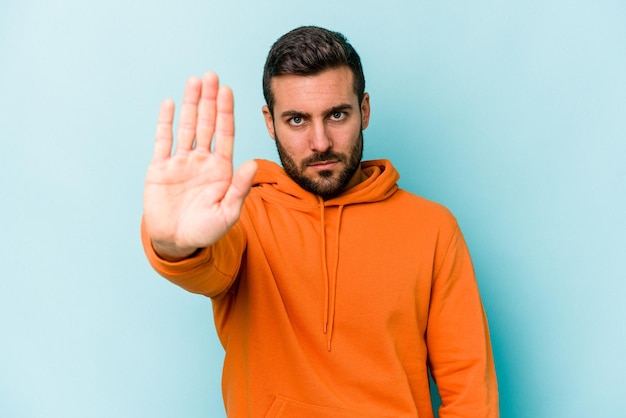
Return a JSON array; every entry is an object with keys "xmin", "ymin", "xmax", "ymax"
[{"xmin": 309, "ymin": 160, "xmax": 339, "ymax": 170}]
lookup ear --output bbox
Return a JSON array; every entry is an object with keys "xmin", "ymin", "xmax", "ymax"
[
  {"xmin": 360, "ymin": 93, "xmax": 371, "ymax": 130},
  {"xmin": 262, "ymin": 105, "xmax": 276, "ymax": 140}
]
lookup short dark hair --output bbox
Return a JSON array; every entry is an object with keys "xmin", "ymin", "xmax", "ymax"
[{"xmin": 262, "ymin": 26, "xmax": 365, "ymax": 114}]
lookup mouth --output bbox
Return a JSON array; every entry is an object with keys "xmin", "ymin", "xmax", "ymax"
[{"xmin": 308, "ymin": 160, "xmax": 339, "ymax": 171}]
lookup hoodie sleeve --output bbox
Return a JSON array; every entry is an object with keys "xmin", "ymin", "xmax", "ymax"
[
  {"xmin": 140, "ymin": 217, "xmax": 246, "ymax": 298},
  {"xmin": 426, "ymin": 224, "xmax": 499, "ymax": 418}
]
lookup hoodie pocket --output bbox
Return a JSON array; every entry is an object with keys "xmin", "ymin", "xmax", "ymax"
[{"xmin": 265, "ymin": 395, "xmax": 392, "ymax": 418}]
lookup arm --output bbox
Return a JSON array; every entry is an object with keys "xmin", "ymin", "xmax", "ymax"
[
  {"xmin": 427, "ymin": 225, "xmax": 499, "ymax": 418},
  {"xmin": 143, "ymin": 72, "xmax": 257, "ymax": 261},
  {"xmin": 141, "ymin": 217, "xmax": 247, "ymax": 297}
]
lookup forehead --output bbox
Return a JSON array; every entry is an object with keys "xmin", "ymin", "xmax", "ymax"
[{"xmin": 270, "ymin": 66, "xmax": 357, "ymax": 112}]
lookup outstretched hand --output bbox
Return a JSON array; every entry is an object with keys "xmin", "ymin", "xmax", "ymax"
[{"xmin": 143, "ymin": 72, "xmax": 258, "ymax": 260}]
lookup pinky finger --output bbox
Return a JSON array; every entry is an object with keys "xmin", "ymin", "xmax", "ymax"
[{"xmin": 153, "ymin": 99, "xmax": 175, "ymax": 161}]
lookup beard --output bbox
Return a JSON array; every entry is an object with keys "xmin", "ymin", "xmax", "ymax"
[{"xmin": 275, "ymin": 131, "xmax": 364, "ymax": 200}]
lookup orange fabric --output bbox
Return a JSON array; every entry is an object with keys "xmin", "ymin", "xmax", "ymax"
[{"xmin": 141, "ymin": 159, "xmax": 499, "ymax": 418}]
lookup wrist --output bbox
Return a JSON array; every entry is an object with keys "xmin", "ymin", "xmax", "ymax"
[{"xmin": 151, "ymin": 240, "xmax": 199, "ymax": 261}]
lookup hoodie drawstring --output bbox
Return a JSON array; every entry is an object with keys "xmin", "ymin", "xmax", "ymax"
[{"xmin": 320, "ymin": 201, "xmax": 344, "ymax": 352}]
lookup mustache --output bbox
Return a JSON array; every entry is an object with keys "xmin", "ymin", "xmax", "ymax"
[{"xmin": 302, "ymin": 150, "xmax": 345, "ymax": 166}]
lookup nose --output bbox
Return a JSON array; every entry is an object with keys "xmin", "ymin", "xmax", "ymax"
[{"xmin": 309, "ymin": 122, "xmax": 332, "ymax": 152}]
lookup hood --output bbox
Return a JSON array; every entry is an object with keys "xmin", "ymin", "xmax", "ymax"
[
  {"xmin": 252, "ymin": 158, "xmax": 399, "ymax": 208},
  {"xmin": 251, "ymin": 159, "xmax": 400, "ymax": 351}
]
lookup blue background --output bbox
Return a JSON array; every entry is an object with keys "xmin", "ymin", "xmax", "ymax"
[{"xmin": 1, "ymin": 1, "xmax": 624, "ymax": 417}]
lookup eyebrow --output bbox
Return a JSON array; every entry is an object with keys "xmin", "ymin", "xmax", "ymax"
[{"xmin": 280, "ymin": 103, "xmax": 355, "ymax": 119}]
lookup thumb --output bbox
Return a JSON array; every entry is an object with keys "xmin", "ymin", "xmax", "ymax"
[{"xmin": 222, "ymin": 160, "xmax": 258, "ymax": 213}]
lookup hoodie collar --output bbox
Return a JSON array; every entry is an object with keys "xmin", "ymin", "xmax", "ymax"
[{"xmin": 252, "ymin": 159, "xmax": 399, "ymax": 207}]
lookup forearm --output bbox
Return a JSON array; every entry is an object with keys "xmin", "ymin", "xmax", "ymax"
[
  {"xmin": 429, "ymin": 310, "xmax": 499, "ymax": 418},
  {"xmin": 427, "ymin": 226, "xmax": 499, "ymax": 417}
]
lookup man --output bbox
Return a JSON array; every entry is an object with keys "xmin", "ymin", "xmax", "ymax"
[{"xmin": 142, "ymin": 26, "xmax": 499, "ymax": 417}]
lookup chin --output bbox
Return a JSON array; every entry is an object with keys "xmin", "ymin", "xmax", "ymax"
[{"xmin": 316, "ymin": 170, "xmax": 335, "ymax": 179}]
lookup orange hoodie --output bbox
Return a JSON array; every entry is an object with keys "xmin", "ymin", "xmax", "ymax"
[{"xmin": 141, "ymin": 159, "xmax": 499, "ymax": 418}]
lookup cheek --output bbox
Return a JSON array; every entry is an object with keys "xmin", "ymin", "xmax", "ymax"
[
  {"xmin": 286, "ymin": 144, "xmax": 308, "ymax": 161},
  {"xmin": 276, "ymin": 129, "xmax": 306, "ymax": 153},
  {"xmin": 276, "ymin": 134, "xmax": 306, "ymax": 160},
  {"xmin": 333, "ymin": 124, "xmax": 362, "ymax": 148}
]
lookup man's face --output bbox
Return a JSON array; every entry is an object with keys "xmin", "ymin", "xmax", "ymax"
[{"xmin": 263, "ymin": 66, "xmax": 370, "ymax": 200}]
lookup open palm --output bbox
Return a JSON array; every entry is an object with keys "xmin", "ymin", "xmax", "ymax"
[{"xmin": 143, "ymin": 72, "xmax": 257, "ymax": 260}]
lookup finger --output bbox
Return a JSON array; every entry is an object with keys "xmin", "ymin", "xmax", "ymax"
[
  {"xmin": 213, "ymin": 85, "xmax": 235, "ymax": 160},
  {"xmin": 153, "ymin": 99, "xmax": 175, "ymax": 161},
  {"xmin": 195, "ymin": 72, "xmax": 219, "ymax": 151},
  {"xmin": 223, "ymin": 160, "xmax": 258, "ymax": 215},
  {"xmin": 175, "ymin": 76, "xmax": 202, "ymax": 152}
]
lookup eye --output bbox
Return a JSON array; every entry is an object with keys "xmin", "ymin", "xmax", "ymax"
[
  {"xmin": 330, "ymin": 111, "xmax": 346, "ymax": 121},
  {"xmin": 289, "ymin": 116, "xmax": 304, "ymax": 126}
]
